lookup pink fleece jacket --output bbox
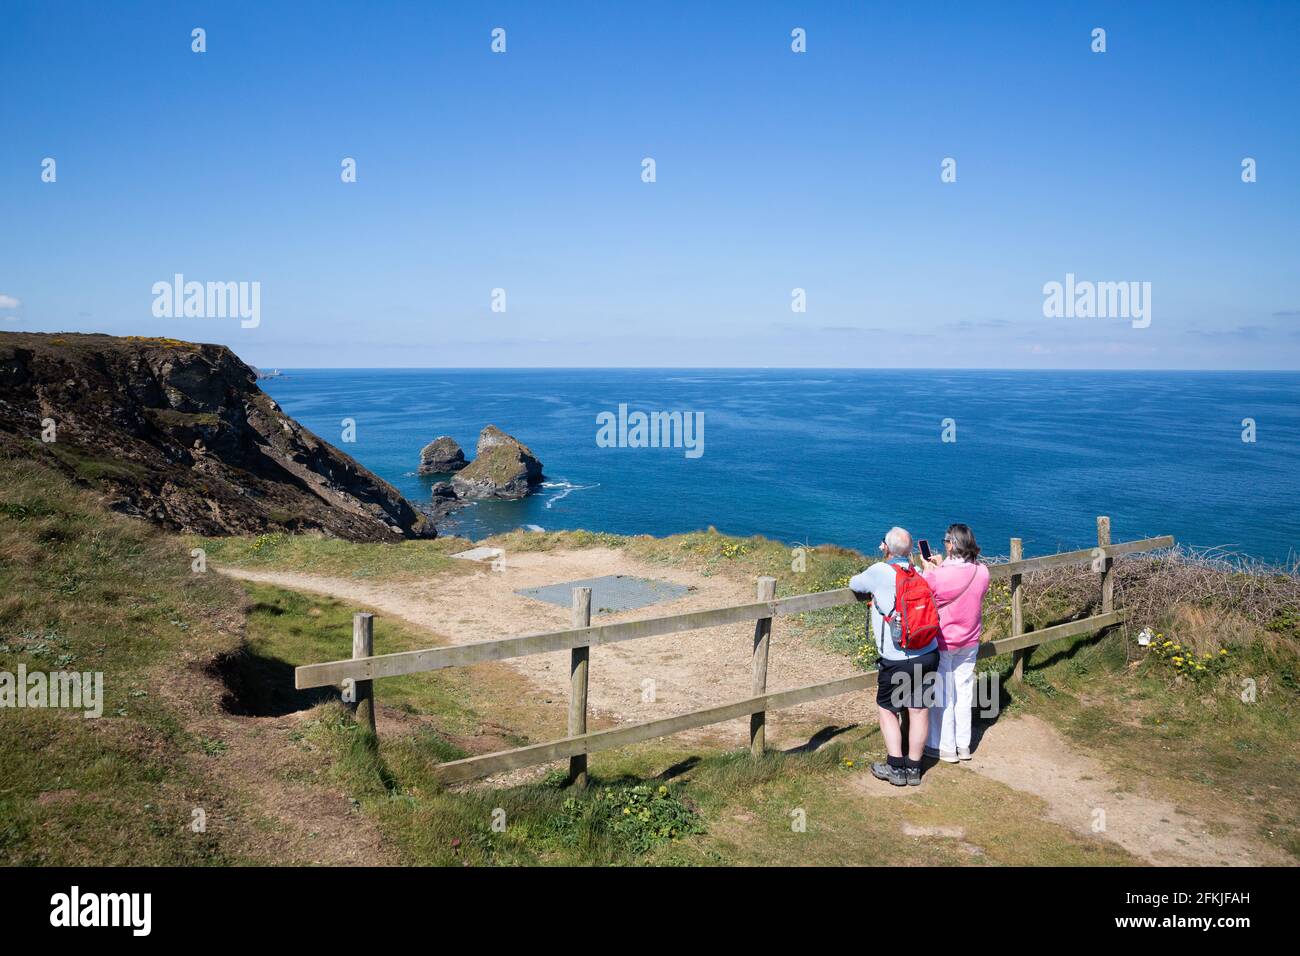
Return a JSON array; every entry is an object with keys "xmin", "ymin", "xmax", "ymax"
[{"xmin": 922, "ymin": 559, "xmax": 991, "ymax": 651}]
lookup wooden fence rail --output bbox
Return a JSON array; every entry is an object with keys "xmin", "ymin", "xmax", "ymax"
[{"xmin": 297, "ymin": 521, "xmax": 1174, "ymax": 785}]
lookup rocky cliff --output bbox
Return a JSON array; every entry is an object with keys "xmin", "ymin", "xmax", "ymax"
[{"xmin": 0, "ymin": 332, "xmax": 430, "ymax": 541}]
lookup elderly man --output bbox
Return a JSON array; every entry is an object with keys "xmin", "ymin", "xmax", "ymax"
[{"xmin": 849, "ymin": 526, "xmax": 940, "ymax": 786}]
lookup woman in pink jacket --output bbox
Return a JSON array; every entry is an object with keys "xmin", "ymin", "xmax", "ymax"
[{"xmin": 921, "ymin": 524, "xmax": 990, "ymax": 762}]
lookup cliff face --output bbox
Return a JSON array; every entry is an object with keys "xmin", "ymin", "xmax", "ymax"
[{"xmin": 0, "ymin": 332, "xmax": 430, "ymax": 541}]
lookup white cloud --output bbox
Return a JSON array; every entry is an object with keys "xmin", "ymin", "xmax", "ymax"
[{"xmin": 0, "ymin": 294, "xmax": 20, "ymax": 309}]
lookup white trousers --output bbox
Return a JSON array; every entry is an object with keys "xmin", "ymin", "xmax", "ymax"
[{"xmin": 927, "ymin": 645, "xmax": 979, "ymax": 754}]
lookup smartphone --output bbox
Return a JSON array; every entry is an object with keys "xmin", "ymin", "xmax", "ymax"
[{"xmin": 918, "ymin": 539, "xmax": 932, "ymax": 561}]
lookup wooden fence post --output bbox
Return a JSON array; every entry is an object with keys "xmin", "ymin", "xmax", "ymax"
[
  {"xmin": 568, "ymin": 587, "xmax": 592, "ymax": 787},
  {"xmin": 1097, "ymin": 516, "xmax": 1115, "ymax": 614},
  {"xmin": 1009, "ymin": 538, "xmax": 1026, "ymax": 680},
  {"xmin": 750, "ymin": 576, "xmax": 777, "ymax": 757},
  {"xmin": 352, "ymin": 612, "xmax": 376, "ymax": 736}
]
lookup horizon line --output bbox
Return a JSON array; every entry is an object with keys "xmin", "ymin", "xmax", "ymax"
[{"xmin": 252, "ymin": 365, "xmax": 1300, "ymax": 373}]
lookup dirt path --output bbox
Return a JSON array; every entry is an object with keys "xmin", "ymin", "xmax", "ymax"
[
  {"xmin": 967, "ymin": 714, "xmax": 1289, "ymax": 866},
  {"xmin": 220, "ymin": 548, "xmax": 876, "ymax": 747},
  {"xmin": 218, "ymin": 548, "xmax": 1283, "ymax": 866},
  {"xmin": 156, "ymin": 656, "xmax": 397, "ymax": 866}
]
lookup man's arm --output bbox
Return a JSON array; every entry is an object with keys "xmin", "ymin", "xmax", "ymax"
[{"xmin": 849, "ymin": 564, "xmax": 878, "ymax": 595}]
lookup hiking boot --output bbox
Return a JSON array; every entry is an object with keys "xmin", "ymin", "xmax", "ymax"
[
  {"xmin": 957, "ymin": 746, "xmax": 972, "ymax": 761},
  {"xmin": 870, "ymin": 762, "xmax": 908, "ymax": 787},
  {"xmin": 906, "ymin": 766, "xmax": 923, "ymax": 787}
]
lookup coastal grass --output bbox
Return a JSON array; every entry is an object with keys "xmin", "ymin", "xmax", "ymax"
[
  {"xmin": 292, "ymin": 703, "xmax": 1131, "ymax": 867},
  {"xmin": 236, "ymin": 581, "xmax": 556, "ymax": 744},
  {"xmin": 1008, "ymin": 622, "xmax": 1300, "ymax": 860},
  {"xmin": 196, "ymin": 522, "xmax": 1300, "ymax": 864},
  {"xmin": 195, "ymin": 530, "xmax": 478, "ymax": 581},
  {"xmin": 0, "ymin": 455, "xmax": 258, "ymax": 865},
  {"xmin": 5, "ymin": 457, "xmax": 1295, "ymax": 867}
]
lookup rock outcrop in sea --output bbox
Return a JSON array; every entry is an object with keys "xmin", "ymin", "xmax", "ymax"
[
  {"xmin": 417, "ymin": 435, "xmax": 467, "ymax": 474},
  {"xmin": 0, "ymin": 332, "xmax": 431, "ymax": 541},
  {"xmin": 426, "ymin": 480, "xmax": 466, "ymax": 522},
  {"xmin": 450, "ymin": 424, "xmax": 544, "ymax": 500}
]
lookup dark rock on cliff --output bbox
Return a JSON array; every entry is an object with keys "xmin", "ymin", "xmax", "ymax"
[
  {"xmin": 417, "ymin": 435, "xmax": 467, "ymax": 474},
  {"xmin": 450, "ymin": 424, "xmax": 544, "ymax": 500},
  {"xmin": 0, "ymin": 332, "xmax": 431, "ymax": 541},
  {"xmin": 425, "ymin": 480, "xmax": 466, "ymax": 522}
]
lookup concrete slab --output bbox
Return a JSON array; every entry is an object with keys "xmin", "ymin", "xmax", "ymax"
[
  {"xmin": 451, "ymin": 547, "xmax": 505, "ymax": 563},
  {"xmin": 515, "ymin": 574, "xmax": 690, "ymax": 615}
]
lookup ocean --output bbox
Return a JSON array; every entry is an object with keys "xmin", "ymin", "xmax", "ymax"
[{"xmin": 261, "ymin": 369, "xmax": 1300, "ymax": 564}]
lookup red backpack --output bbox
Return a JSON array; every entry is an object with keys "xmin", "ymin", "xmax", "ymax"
[{"xmin": 876, "ymin": 564, "xmax": 942, "ymax": 649}]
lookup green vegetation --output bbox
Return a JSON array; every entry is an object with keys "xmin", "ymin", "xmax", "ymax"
[
  {"xmin": 237, "ymin": 582, "xmax": 519, "ymax": 737},
  {"xmin": 148, "ymin": 408, "xmax": 221, "ymax": 428},
  {"xmin": 289, "ymin": 699, "xmax": 1131, "ymax": 866},
  {"xmin": 196, "ymin": 531, "xmax": 477, "ymax": 581},
  {"xmin": 1006, "ymin": 617, "xmax": 1300, "ymax": 860},
  {"xmin": 121, "ymin": 336, "xmax": 198, "ymax": 350},
  {"xmin": 0, "ymin": 454, "xmax": 254, "ymax": 865},
  {"xmin": 42, "ymin": 441, "xmax": 148, "ymax": 483}
]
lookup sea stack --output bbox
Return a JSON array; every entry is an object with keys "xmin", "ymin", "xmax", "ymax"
[
  {"xmin": 451, "ymin": 425, "xmax": 544, "ymax": 500},
  {"xmin": 417, "ymin": 435, "xmax": 467, "ymax": 474}
]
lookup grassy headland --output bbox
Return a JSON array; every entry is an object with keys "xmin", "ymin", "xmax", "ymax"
[{"xmin": 3, "ymin": 453, "xmax": 1297, "ymax": 865}]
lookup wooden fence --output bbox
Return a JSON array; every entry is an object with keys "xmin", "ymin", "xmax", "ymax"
[{"xmin": 295, "ymin": 518, "xmax": 1173, "ymax": 785}]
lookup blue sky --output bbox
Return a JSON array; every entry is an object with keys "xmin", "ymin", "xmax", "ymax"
[{"xmin": 2, "ymin": 0, "xmax": 1297, "ymax": 368}]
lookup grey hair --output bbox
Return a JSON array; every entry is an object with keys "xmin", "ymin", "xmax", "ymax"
[{"xmin": 884, "ymin": 526, "xmax": 912, "ymax": 557}]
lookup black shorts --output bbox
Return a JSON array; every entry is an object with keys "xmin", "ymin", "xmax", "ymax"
[{"xmin": 876, "ymin": 650, "xmax": 940, "ymax": 712}]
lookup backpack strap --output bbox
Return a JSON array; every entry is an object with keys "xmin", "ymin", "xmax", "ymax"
[
  {"xmin": 935, "ymin": 566, "xmax": 981, "ymax": 609},
  {"xmin": 873, "ymin": 564, "xmax": 912, "ymax": 619}
]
